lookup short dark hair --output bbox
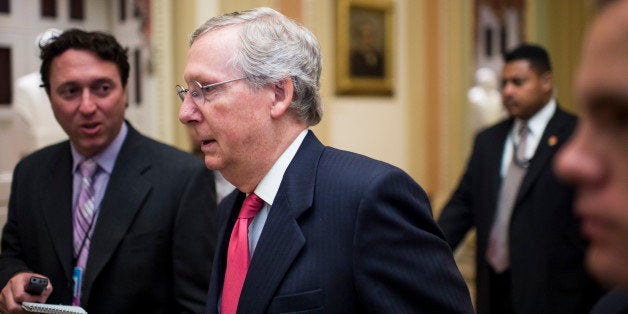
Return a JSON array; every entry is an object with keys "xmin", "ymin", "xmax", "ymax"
[
  {"xmin": 39, "ymin": 28, "xmax": 130, "ymax": 90},
  {"xmin": 504, "ymin": 43, "xmax": 552, "ymax": 75}
]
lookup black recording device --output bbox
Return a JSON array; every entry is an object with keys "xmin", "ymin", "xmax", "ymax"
[{"xmin": 24, "ymin": 276, "xmax": 48, "ymax": 295}]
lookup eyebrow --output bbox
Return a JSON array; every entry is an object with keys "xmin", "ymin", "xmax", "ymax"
[
  {"xmin": 57, "ymin": 78, "xmax": 117, "ymax": 87},
  {"xmin": 183, "ymin": 72, "xmax": 220, "ymax": 85}
]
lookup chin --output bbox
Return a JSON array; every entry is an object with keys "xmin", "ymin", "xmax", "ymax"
[
  {"xmin": 202, "ymin": 157, "xmax": 222, "ymax": 171},
  {"xmin": 587, "ymin": 248, "xmax": 628, "ymax": 287}
]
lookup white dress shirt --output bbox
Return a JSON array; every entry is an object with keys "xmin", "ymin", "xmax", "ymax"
[
  {"xmin": 500, "ymin": 99, "xmax": 556, "ymax": 177},
  {"xmin": 248, "ymin": 129, "xmax": 308, "ymax": 257}
]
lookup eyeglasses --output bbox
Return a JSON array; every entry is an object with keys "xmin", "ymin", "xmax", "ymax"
[{"xmin": 176, "ymin": 77, "xmax": 246, "ymax": 107}]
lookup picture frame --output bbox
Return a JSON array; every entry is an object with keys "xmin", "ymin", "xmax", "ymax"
[{"xmin": 336, "ymin": 0, "xmax": 394, "ymax": 96}]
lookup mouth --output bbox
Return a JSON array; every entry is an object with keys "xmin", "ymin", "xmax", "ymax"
[
  {"xmin": 200, "ymin": 139, "xmax": 217, "ymax": 151},
  {"xmin": 578, "ymin": 207, "xmax": 613, "ymax": 243},
  {"xmin": 80, "ymin": 122, "xmax": 101, "ymax": 135},
  {"xmin": 581, "ymin": 215, "xmax": 599, "ymax": 236}
]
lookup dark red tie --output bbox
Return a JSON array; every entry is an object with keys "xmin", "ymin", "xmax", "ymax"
[{"xmin": 221, "ymin": 193, "xmax": 265, "ymax": 314}]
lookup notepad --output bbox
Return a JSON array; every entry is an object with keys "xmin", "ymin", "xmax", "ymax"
[{"xmin": 22, "ymin": 302, "xmax": 87, "ymax": 314}]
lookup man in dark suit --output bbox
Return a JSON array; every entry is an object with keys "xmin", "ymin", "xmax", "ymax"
[
  {"xmin": 555, "ymin": 0, "xmax": 628, "ymax": 312},
  {"xmin": 438, "ymin": 44, "xmax": 604, "ymax": 314},
  {"xmin": 178, "ymin": 7, "xmax": 474, "ymax": 314},
  {"xmin": 0, "ymin": 29, "xmax": 216, "ymax": 313}
]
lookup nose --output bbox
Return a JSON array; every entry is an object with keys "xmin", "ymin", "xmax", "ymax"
[
  {"xmin": 554, "ymin": 123, "xmax": 604, "ymax": 187},
  {"xmin": 78, "ymin": 88, "xmax": 97, "ymax": 114},
  {"xmin": 554, "ymin": 140, "xmax": 579, "ymax": 184},
  {"xmin": 178, "ymin": 94, "xmax": 201, "ymax": 125},
  {"xmin": 501, "ymin": 82, "xmax": 514, "ymax": 97}
]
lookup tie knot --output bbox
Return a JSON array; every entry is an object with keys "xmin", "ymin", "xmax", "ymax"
[
  {"xmin": 79, "ymin": 159, "xmax": 98, "ymax": 178},
  {"xmin": 239, "ymin": 193, "xmax": 264, "ymax": 219},
  {"xmin": 518, "ymin": 123, "xmax": 529, "ymax": 137}
]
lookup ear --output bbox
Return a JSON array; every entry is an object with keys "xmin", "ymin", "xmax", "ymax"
[
  {"xmin": 540, "ymin": 72, "xmax": 553, "ymax": 93},
  {"xmin": 122, "ymin": 85, "xmax": 129, "ymax": 108},
  {"xmin": 270, "ymin": 77, "xmax": 294, "ymax": 119}
]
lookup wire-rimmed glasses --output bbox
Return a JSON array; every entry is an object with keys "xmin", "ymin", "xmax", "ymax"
[{"xmin": 176, "ymin": 77, "xmax": 246, "ymax": 107}]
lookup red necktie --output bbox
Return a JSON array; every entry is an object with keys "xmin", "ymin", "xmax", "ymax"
[{"xmin": 221, "ymin": 193, "xmax": 265, "ymax": 314}]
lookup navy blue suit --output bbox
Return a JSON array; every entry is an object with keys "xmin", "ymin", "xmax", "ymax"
[{"xmin": 207, "ymin": 131, "xmax": 474, "ymax": 313}]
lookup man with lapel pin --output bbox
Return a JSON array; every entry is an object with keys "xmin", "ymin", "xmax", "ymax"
[
  {"xmin": 438, "ymin": 44, "xmax": 604, "ymax": 313},
  {"xmin": 178, "ymin": 7, "xmax": 474, "ymax": 314},
  {"xmin": 0, "ymin": 29, "xmax": 216, "ymax": 313}
]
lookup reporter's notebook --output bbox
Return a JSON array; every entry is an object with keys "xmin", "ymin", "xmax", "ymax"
[{"xmin": 22, "ymin": 302, "xmax": 87, "ymax": 314}]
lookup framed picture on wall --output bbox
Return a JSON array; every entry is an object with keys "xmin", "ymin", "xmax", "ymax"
[{"xmin": 336, "ymin": 0, "xmax": 394, "ymax": 96}]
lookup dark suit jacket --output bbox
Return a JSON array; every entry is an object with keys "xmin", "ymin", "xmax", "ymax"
[
  {"xmin": 0, "ymin": 123, "xmax": 217, "ymax": 314},
  {"xmin": 438, "ymin": 107, "xmax": 604, "ymax": 313},
  {"xmin": 206, "ymin": 131, "xmax": 474, "ymax": 314},
  {"xmin": 590, "ymin": 289, "xmax": 628, "ymax": 314}
]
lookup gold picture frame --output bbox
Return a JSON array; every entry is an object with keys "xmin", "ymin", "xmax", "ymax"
[{"xmin": 336, "ymin": 0, "xmax": 394, "ymax": 96}]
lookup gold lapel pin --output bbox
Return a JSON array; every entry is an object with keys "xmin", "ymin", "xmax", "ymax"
[{"xmin": 548, "ymin": 135, "xmax": 558, "ymax": 147}]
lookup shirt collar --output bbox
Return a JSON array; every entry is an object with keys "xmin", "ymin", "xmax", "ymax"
[
  {"xmin": 71, "ymin": 122, "xmax": 128, "ymax": 175},
  {"xmin": 254, "ymin": 129, "xmax": 308, "ymax": 206},
  {"xmin": 514, "ymin": 98, "xmax": 556, "ymax": 138}
]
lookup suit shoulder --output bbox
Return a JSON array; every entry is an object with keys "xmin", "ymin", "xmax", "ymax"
[
  {"xmin": 548, "ymin": 106, "xmax": 579, "ymax": 138},
  {"xmin": 17, "ymin": 141, "xmax": 69, "ymax": 168},
  {"xmin": 149, "ymin": 139, "xmax": 199, "ymax": 160},
  {"xmin": 314, "ymin": 147, "xmax": 430, "ymax": 208},
  {"xmin": 322, "ymin": 147, "xmax": 396, "ymax": 169},
  {"xmin": 556, "ymin": 106, "xmax": 578, "ymax": 125},
  {"xmin": 133, "ymin": 134, "xmax": 205, "ymax": 165},
  {"xmin": 477, "ymin": 118, "xmax": 511, "ymax": 138},
  {"xmin": 468, "ymin": 119, "xmax": 511, "ymax": 149},
  {"xmin": 319, "ymin": 147, "xmax": 414, "ymax": 184},
  {"xmin": 556, "ymin": 105, "xmax": 578, "ymax": 117}
]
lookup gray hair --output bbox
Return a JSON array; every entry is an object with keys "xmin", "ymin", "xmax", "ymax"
[{"xmin": 190, "ymin": 7, "xmax": 322, "ymax": 126}]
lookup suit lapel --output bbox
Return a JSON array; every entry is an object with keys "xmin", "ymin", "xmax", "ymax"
[
  {"xmin": 81, "ymin": 127, "xmax": 152, "ymax": 302},
  {"xmin": 41, "ymin": 144, "xmax": 74, "ymax": 282},
  {"xmin": 236, "ymin": 132, "xmax": 323, "ymax": 313},
  {"xmin": 517, "ymin": 108, "xmax": 571, "ymax": 202},
  {"xmin": 207, "ymin": 192, "xmax": 245, "ymax": 313}
]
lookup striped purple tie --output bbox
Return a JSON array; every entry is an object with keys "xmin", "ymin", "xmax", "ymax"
[{"xmin": 72, "ymin": 159, "xmax": 98, "ymax": 304}]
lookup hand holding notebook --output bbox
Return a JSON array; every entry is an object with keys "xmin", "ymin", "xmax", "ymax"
[{"xmin": 22, "ymin": 302, "xmax": 87, "ymax": 314}]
